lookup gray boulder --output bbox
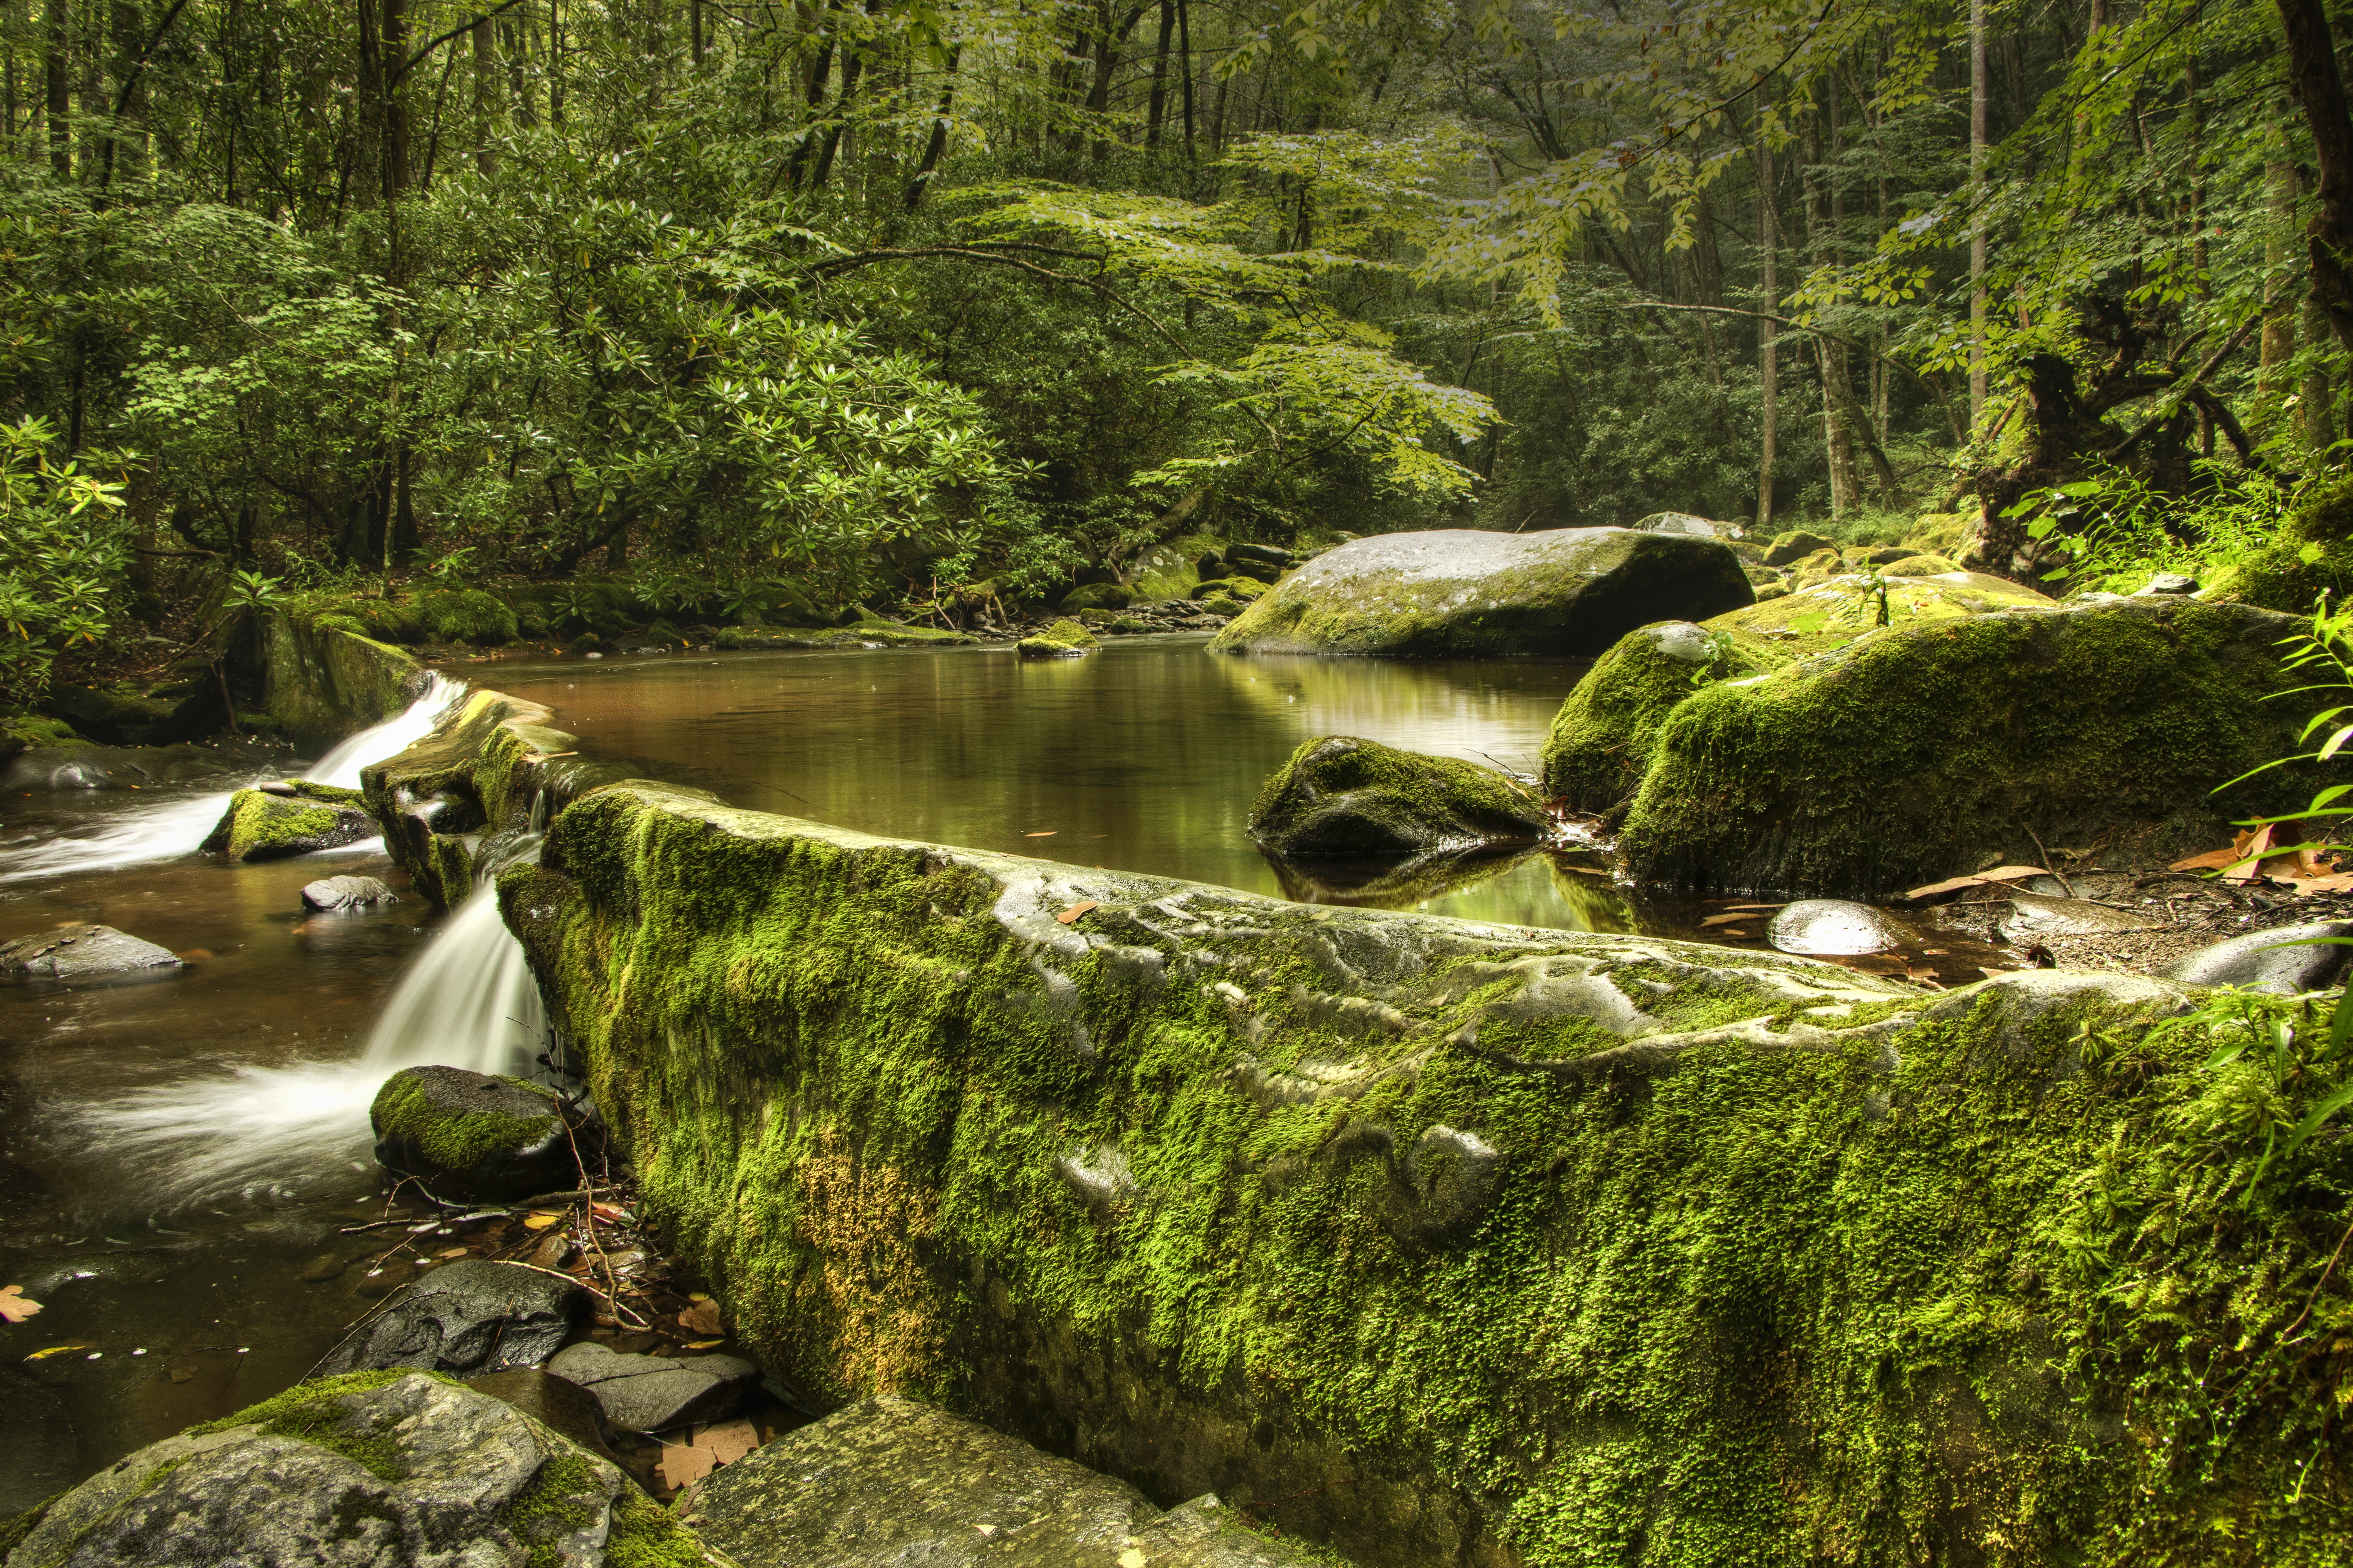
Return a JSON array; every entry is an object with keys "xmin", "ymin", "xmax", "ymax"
[
  {"xmin": 1248, "ymin": 736, "xmax": 1547, "ymax": 859},
  {"xmin": 314, "ymin": 1260, "xmax": 584, "ymax": 1377},
  {"xmin": 0, "ymin": 1370, "xmax": 698, "ymax": 1568},
  {"xmin": 1998, "ymin": 892, "xmax": 2150, "ymax": 941},
  {"xmin": 546, "ymin": 1341, "xmax": 760, "ymax": 1433},
  {"xmin": 683, "ymin": 1393, "xmax": 1342, "ymax": 1568},
  {"xmin": 2162, "ymin": 921, "xmax": 2353, "ymax": 994},
  {"xmin": 1208, "ymin": 527, "xmax": 1753, "ymax": 658},
  {"xmin": 0, "ymin": 925, "xmax": 181, "ymax": 980},
  {"xmin": 1767, "ymin": 900, "xmax": 1909, "ymax": 957},
  {"xmin": 301, "ymin": 874, "xmax": 401, "ymax": 912}
]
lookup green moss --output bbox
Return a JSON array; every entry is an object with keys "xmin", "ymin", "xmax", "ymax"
[
  {"xmin": 0, "ymin": 713, "xmax": 85, "ymax": 750},
  {"xmin": 1016, "ymin": 618, "xmax": 1100, "ymax": 657},
  {"xmin": 1882, "ymin": 553, "xmax": 1963, "ymax": 576},
  {"xmin": 262, "ymin": 611, "xmax": 424, "ymax": 748},
  {"xmin": 0, "ymin": 1494, "xmax": 60, "ymax": 1559},
  {"xmin": 1703, "ymin": 568, "xmax": 2056, "ymax": 659},
  {"xmin": 1903, "ymin": 512, "xmax": 1974, "ymax": 557},
  {"xmin": 602, "ymin": 1489, "xmax": 707, "ymax": 1568},
  {"xmin": 497, "ymin": 1452, "xmax": 609, "ymax": 1568},
  {"xmin": 371, "ymin": 1069, "xmax": 559, "ymax": 1174},
  {"xmin": 2205, "ymin": 477, "xmax": 2353, "ymax": 613},
  {"xmin": 1251, "ymin": 734, "xmax": 1547, "ymax": 857},
  {"xmin": 187, "ymin": 1370, "xmax": 422, "ymax": 1479},
  {"xmin": 1062, "ymin": 582, "xmax": 1134, "ymax": 612},
  {"xmin": 1540, "ymin": 622, "xmax": 1786, "ymax": 810},
  {"xmin": 204, "ymin": 788, "xmax": 368, "ymax": 862},
  {"xmin": 1621, "ymin": 598, "xmax": 2312, "ymax": 897}
]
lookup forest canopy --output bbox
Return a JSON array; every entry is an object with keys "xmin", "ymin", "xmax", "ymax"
[{"xmin": 1, "ymin": 0, "xmax": 2349, "ymax": 698}]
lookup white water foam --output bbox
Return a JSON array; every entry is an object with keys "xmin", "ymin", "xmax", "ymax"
[{"xmin": 0, "ymin": 674, "xmax": 464, "ymax": 884}]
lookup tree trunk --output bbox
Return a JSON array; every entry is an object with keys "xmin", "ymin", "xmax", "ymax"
[
  {"xmin": 1144, "ymin": 0, "xmax": 1171, "ymax": 147},
  {"xmin": 2277, "ymin": 0, "xmax": 2353, "ymax": 353},
  {"xmin": 1756, "ymin": 89, "xmax": 1779, "ymax": 534},
  {"xmin": 1175, "ymin": 0, "xmax": 1193, "ymax": 164},
  {"xmin": 1969, "ymin": 0, "xmax": 1987, "ymax": 422},
  {"xmin": 473, "ymin": 11, "xmax": 497, "ymax": 176},
  {"xmin": 2262, "ymin": 152, "xmax": 2299, "ymax": 435},
  {"xmin": 108, "ymin": 0, "xmax": 144, "ymax": 180},
  {"xmin": 44, "ymin": 0, "xmax": 69, "ymax": 178},
  {"xmin": 903, "ymin": 45, "xmax": 956, "ymax": 210},
  {"xmin": 1803, "ymin": 89, "xmax": 1857, "ymax": 517}
]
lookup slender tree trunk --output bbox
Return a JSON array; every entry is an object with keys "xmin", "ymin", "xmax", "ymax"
[
  {"xmin": 1175, "ymin": 0, "xmax": 1193, "ymax": 164},
  {"xmin": 473, "ymin": 11, "xmax": 496, "ymax": 176},
  {"xmin": 2276, "ymin": 0, "xmax": 2353, "ymax": 352},
  {"xmin": 1756, "ymin": 89, "xmax": 1779, "ymax": 534},
  {"xmin": 107, "ymin": 0, "xmax": 143, "ymax": 180},
  {"xmin": 787, "ymin": 0, "xmax": 840, "ymax": 184},
  {"xmin": 1804, "ymin": 89, "xmax": 1857, "ymax": 517},
  {"xmin": 903, "ymin": 45, "xmax": 956, "ymax": 210},
  {"xmin": 690, "ymin": 0, "xmax": 703, "ymax": 63},
  {"xmin": 2263, "ymin": 150, "xmax": 2300, "ymax": 436},
  {"xmin": 1969, "ymin": 0, "xmax": 1987, "ymax": 423},
  {"xmin": 44, "ymin": 0, "xmax": 68, "ymax": 177},
  {"xmin": 2304, "ymin": 296, "xmax": 2338, "ymax": 452},
  {"xmin": 1143, "ymin": 0, "xmax": 1170, "ymax": 147}
]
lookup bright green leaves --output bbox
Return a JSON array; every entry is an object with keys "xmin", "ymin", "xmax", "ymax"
[{"xmin": 0, "ymin": 417, "xmax": 128, "ymax": 708}]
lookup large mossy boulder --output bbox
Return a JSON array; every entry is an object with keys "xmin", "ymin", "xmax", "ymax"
[
  {"xmin": 1251, "ymin": 735, "xmax": 1547, "ymax": 858},
  {"xmin": 1621, "ymin": 597, "xmax": 2311, "ymax": 897},
  {"xmin": 1016, "ymin": 617, "xmax": 1100, "ymax": 658},
  {"xmin": 1702, "ymin": 569, "xmax": 2055, "ymax": 658},
  {"xmin": 369, "ymin": 1065, "xmax": 590, "ymax": 1202},
  {"xmin": 199, "ymin": 780, "xmax": 375, "ymax": 861},
  {"xmin": 262, "ymin": 613, "xmax": 426, "ymax": 752},
  {"xmin": 686, "ymin": 1394, "xmax": 1336, "ymax": 1568},
  {"xmin": 0, "ymin": 1370, "xmax": 699, "ymax": 1568},
  {"xmin": 1208, "ymin": 527, "xmax": 1753, "ymax": 658},
  {"xmin": 1541, "ymin": 620, "xmax": 1786, "ymax": 811},
  {"xmin": 473, "ymin": 759, "xmax": 2353, "ymax": 1568}
]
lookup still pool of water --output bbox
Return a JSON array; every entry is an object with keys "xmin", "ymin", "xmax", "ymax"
[{"xmin": 472, "ymin": 633, "xmax": 1635, "ymax": 930}]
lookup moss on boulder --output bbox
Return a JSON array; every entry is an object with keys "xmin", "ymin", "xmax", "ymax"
[
  {"xmin": 1210, "ymin": 527, "xmax": 1754, "ymax": 658},
  {"xmin": 200, "ymin": 782, "xmax": 375, "ymax": 861},
  {"xmin": 1016, "ymin": 618, "xmax": 1100, "ymax": 658},
  {"xmin": 262, "ymin": 612, "xmax": 426, "ymax": 752},
  {"xmin": 1760, "ymin": 529, "xmax": 1835, "ymax": 567},
  {"xmin": 1541, "ymin": 621, "xmax": 1787, "ymax": 810},
  {"xmin": 714, "ymin": 620, "xmax": 975, "ymax": 651},
  {"xmin": 1703, "ymin": 568, "xmax": 2055, "ymax": 658},
  {"xmin": 1060, "ymin": 582, "xmax": 1134, "ymax": 612},
  {"xmin": 370, "ymin": 1065, "xmax": 588, "ymax": 1202},
  {"xmin": 1881, "ymin": 552, "xmax": 1963, "ymax": 575},
  {"xmin": 1249, "ymin": 735, "xmax": 1549, "ymax": 858},
  {"xmin": 1621, "ymin": 597, "xmax": 2311, "ymax": 896},
  {"xmin": 476, "ymin": 763, "xmax": 2353, "ymax": 1568}
]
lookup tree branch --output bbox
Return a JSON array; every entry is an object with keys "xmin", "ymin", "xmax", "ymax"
[{"xmin": 394, "ymin": 0, "xmax": 533, "ymax": 87}]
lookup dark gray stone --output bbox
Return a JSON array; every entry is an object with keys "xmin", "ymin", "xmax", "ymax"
[
  {"xmin": 300, "ymin": 874, "xmax": 401, "ymax": 912},
  {"xmin": 1767, "ymin": 900, "xmax": 1908, "ymax": 957},
  {"xmin": 0, "ymin": 1371, "xmax": 695, "ymax": 1568},
  {"xmin": 2162, "ymin": 921, "xmax": 2353, "ymax": 995},
  {"xmin": 0, "ymin": 924, "xmax": 182, "ymax": 980},
  {"xmin": 684, "ymin": 1394, "xmax": 1342, "ymax": 1567},
  {"xmin": 314, "ymin": 1259, "xmax": 585, "ymax": 1376},
  {"xmin": 546, "ymin": 1340, "xmax": 760, "ymax": 1433},
  {"xmin": 1208, "ymin": 526, "xmax": 1755, "ymax": 659}
]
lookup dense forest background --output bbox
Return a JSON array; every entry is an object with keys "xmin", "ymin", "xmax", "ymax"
[{"xmin": 3, "ymin": 0, "xmax": 2351, "ymax": 705}]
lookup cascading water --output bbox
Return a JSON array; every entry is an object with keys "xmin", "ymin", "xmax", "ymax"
[
  {"xmin": 0, "ymin": 674, "xmax": 465, "ymax": 884},
  {"xmin": 358, "ymin": 836, "xmax": 546, "ymax": 1078}
]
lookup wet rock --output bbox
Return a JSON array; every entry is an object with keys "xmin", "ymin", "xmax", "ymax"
[
  {"xmin": 1015, "ymin": 617, "xmax": 1101, "ymax": 659},
  {"xmin": 1, "ymin": 1370, "xmax": 696, "ymax": 1568},
  {"xmin": 0, "ymin": 924, "xmax": 183, "ymax": 980},
  {"xmin": 1401, "ymin": 1125, "xmax": 1506, "ymax": 1244},
  {"xmin": 1249, "ymin": 735, "xmax": 1547, "ymax": 858},
  {"xmin": 684, "ymin": 1394, "xmax": 1336, "ymax": 1568},
  {"xmin": 1707, "ymin": 570, "xmax": 2054, "ymax": 660},
  {"xmin": 352, "ymin": 1259, "xmax": 416, "ymax": 1298},
  {"xmin": 0, "ymin": 1363, "xmax": 79, "ymax": 1517},
  {"xmin": 1541, "ymin": 620, "xmax": 1785, "ymax": 811},
  {"xmin": 1918, "ymin": 969, "xmax": 2191, "ymax": 1050},
  {"xmin": 2137, "ymin": 572, "xmax": 2200, "ymax": 597},
  {"xmin": 370, "ymin": 1065, "xmax": 592, "ymax": 1202},
  {"xmin": 1998, "ymin": 892, "xmax": 2150, "ymax": 941},
  {"xmin": 1209, "ymin": 526, "xmax": 1753, "ymax": 659},
  {"xmin": 463, "ymin": 1367, "xmax": 624, "ymax": 1464},
  {"xmin": 315, "ymin": 1260, "xmax": 585, "ymax": 1376},
  {"xmin": 1767, "ymin": 900, "xmax": 1910, "ymax": 956},
  {"xmin": 300, "ymin": 874, "xmax": 400, "ymax": 912},
  {"xmin": 0, "ymin": 741, "xmax": 240, "ymax": 794},
  {"xmin": 1761, "ymin": 530, "xmax": 1835, "ymax": 567},
  {"xmin": 2162, "ymin": 920, "xmax": 2353, "ymax": 994},
  {"xmin": 1060, "ymin": 582, "xmax": 1133, "ymax": 612},
  {"xmin": 199, "ymin": 782, "xmax": 375, "ymax": 861},
  {"xmin": 546, "ymin": 1341, "xmax": 761, "ymax": 1433},
  {"xmin": 1227, "ymin": 543, "xmax": 1297, "ymax": 569}
]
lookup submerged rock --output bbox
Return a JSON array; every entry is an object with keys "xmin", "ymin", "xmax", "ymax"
[
  {"xmin": 0, "ymin": 1364, "xmax": 78, "ymax": 1519},
  {"xmin": 0, "ymin": 1370, "xmax": 696, "ymax": 1568},
  {"xmin": 2163, "ymin": 920, "xmax": 2353, "ymax": 994},
  {"xmin": 370, "ymin": 1065, "xmax": 590, "ymax": 1202},
  {"xmin": 1249, "ymin": 735, "xmax": 1547, "ymax": 858},
  {"xmin": 301, "ymin": 874, "xmax": 400, "ymax": 911},
  {"xmin": 199, "ymin": 781, "xmax": 375, "ymax": 862},
  {"xmin": 1766, "ymin": 899, "xmax": 1910, "ymax": 956},
  {"xmin": 0, "ymin": 924, "xmax": 182, "ymax": 980},
  {"xmin": 1208, "ymin": 527, "xmax": 1753, "ymax": 658},
  {"xmin": 546, "ymin": 1341, "xmax": 760, "ymax": 1433},
  {"xmin": 1015, "ymin": 618, "xmax": 1101, "ymax": 659},
  {"xmin": 1621, "ymin": 598, "xmax": 2311, "ymax": 898},
  {"xmin": 684, "ymin": 1394, "xmax": 1337, "ymax": 1568},
  {"xmin": 1541, "ymin": 620, "xmax": 1784, "ymax": 811},
  {"xmin": 315, "ymin": 1261, "xmax": 584, "ymax": 1378}
]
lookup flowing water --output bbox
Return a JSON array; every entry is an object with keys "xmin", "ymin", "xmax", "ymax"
[{"xmin": 0, "ymin": 634, "xmax": 1994, "ymax": 1500}]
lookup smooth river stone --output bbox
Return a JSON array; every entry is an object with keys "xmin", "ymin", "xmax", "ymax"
[
  {"xmin": 1766, "ymin": 899, "xmax": 1909, "ymax": 957},
  {"xmin": 2162, "ymin": 920, "xmax": 2353, "ymax": 995},
  {"xmin": 1997, "ymin": 892, "xmax": 2149, "ymax": 941},
  {"xmin": 0, "ymin": 924, "xmax": 182, "ymax": 980},
  {"xmin": 301, "ymin": 874, "xmax": 400, "ymax": 911},
  {"xmin": 546, "ymin": 1341, "xmax": 759, "ymax": 1433},
  {"xmin": 316, "ymin": 1260, "xmax": 584, "ymax": 1376}
]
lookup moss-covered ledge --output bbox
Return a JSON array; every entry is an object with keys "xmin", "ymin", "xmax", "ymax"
[
  {"xmin": 474, "ymin": 762, "xmax": 2353, "ymax": 1568},
  {"xmin": 261, "ymin": 611, "xmax": 427, "ymax": 750}
]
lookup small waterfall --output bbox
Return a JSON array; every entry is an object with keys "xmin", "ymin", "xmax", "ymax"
[
  {"xmin": 0, "ymin": 675, "xmax": 465, "ymax": 883},
  {"xmin": 360, "ymin": 836, "xmax": 546, "ymax": 1078}
]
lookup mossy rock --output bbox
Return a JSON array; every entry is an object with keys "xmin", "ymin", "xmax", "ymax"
[
  {"xmin": 4, "ymin": 1370, "xmax": 701, "ymax": 1568},
  {"xmin": 1016, "ymin": 618, "xmax": 1100, "ymax": 658},
  {"xmin": 1881, "ymin": 553, "xmax": 1963, "ymax": 576},
  {"xmin": 714, "ymin": 622, "xmax": 975, "ymax": 651},
  {"xmin": 1061, "ymin": 582, "xmax": 1134, "ymax": 612},
  {"xmin": 1621, "ymin": 597, "xmax": 2314, "ymax": 897},
  {"xmin": 1107, "ymin": 616, "xmax": 1149, "ymax": 635},
  {"xmin": 263, "ymin": 613, "xmax": 426, "ymax": 752},
  {"xmin": 1902, "ymin": 511, "xmax": 1975, "ymax": 557},
  {"xmin": 1631, "ymin": 511, "xmax": 1739, "ymax": 538},
  {"xmin": 370, "ymin": 1065, "xmax": 589, "ymax": 1202},
  {"xmin": 480, "ymin": 762, "xmax": 2353, "ymax": 1568},
  {"xmin": 1199, "ymin": 596, "xmax": 1246, "ymax": 617},
  {"xmin": 1540, "ymin": 621, "xmax": 1787, "ymax": 810},
  {"xmin": 1189, "ymin": 576, "xmax": 1267, "ymax": 603},
  {"xmin": 2202, "ymin": 476, "xmax": 2353, "ymax": 613},
  {"xmin": 1074, "ymin": 608, "xmax": 1122, "ymax": 628},
  {"xmin": 1761, "ymin": 529, "xmax": 1836, "ymax": 567},
  {"xmin": 1703, "ymin": 570, "xmax": 2056, "ymax": 659},
  {"xmin": 0, "ymin": 713, "xmax": 85, "ymax": 754},
  {"xmin": 37, "ymin": 684, "xmax": 176, "ymax": 745},
  {"xmin": 1789, "ymin": 546, "xmax": 1849, "ymax": 586},
  {"xmin": 1126, "ymin": 533, "xmax": 1224, "ymax": 603},
  {"xmin": 1211, "ymin": 528, "xmax": 1755, "ymax": 659},
  {"xmin": 199, "ymin": 785, "xmax": 375, "ymax": 862},
  {"xmin": 1250, "ymin": 734, "xmax": 1548, "ymax": 857},
  {"xmin": 410, "ymin": 588, "xmax": 519, "ymax": 646}
]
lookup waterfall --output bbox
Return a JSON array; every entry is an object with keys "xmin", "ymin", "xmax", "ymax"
[
  {"xmin": 0, "ymin": 674, "xmax": 465, "ymax": 884},
  {"xmin": 360, "ymin": 836, "xmax": 546, "ymax": 1077}
]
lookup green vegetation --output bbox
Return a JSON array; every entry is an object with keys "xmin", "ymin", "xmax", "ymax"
[{"xmin": 185, "ymin": 1369, "xmax": 420, "ymax": 1479}]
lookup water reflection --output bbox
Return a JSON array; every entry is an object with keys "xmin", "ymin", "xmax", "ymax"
[{"xmin": 1265, "ymin": 847, "xmax": 1637, "ymax": 932}]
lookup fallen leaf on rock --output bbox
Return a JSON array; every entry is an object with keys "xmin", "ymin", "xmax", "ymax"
[
  {"xmin": 2170, "ymin": 848, "xmax": 2239, "ymax": 872},
  {"xmin": 0, "ymin": 1285, "xmax": 41, "ymax": 1323},
  {"xmin": 523, "ymin": 1212, "xmax": 561, "ymax": 1231},
  {"xmin": 1905, "ymin": 865, "xmax": 2047, "ymax": 899},
  {"xmin": 656, "ymin": 1442, "xmax": 716, "ymax": 1492},
  {"xmin": 591, "ymin": 1202, "xmax": 633, "ymax": 1225},
  {"xmin": 698, "ymin": 1419, "xmax": 759, "ymax": 1466},
  {"xmin": 1056, "ymin": 901, "xmax": 1099, "ymax": 925},
  {"xmin": 678, "ymin": 1299, "xmax": 723, "ymax": 1336}
]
